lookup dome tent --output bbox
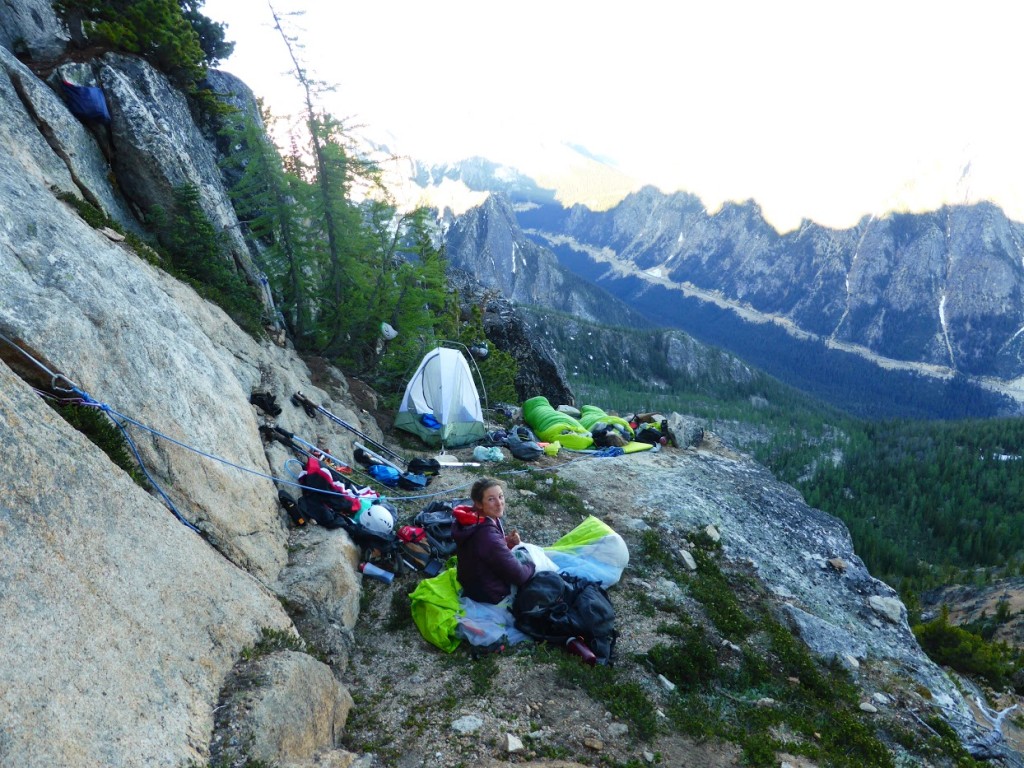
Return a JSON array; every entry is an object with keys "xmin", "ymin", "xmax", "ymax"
[{"xmin": 395, "ymin": 347, "xmax": 486, "ymax": 448}]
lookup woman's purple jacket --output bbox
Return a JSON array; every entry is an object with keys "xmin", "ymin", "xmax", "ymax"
[{"xmin": 451, "ymin": 506, "xmax": 535, "ymax": 604}]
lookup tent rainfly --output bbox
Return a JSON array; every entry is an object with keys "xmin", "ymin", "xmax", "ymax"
[{"xmin": 395, "ymin": 347, "xmax": 486, "ymax": 447}]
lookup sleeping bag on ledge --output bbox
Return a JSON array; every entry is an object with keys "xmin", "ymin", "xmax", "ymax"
[{"xmin": 522, "ymin": 396, "xmax": 593, "ymax": 450}]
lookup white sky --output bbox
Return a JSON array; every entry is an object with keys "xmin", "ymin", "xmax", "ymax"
[{"xmin": 203, "ymin": 0, "xmax": 1024, "ymax": 232}]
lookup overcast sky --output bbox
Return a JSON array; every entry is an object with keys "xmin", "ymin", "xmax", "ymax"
[{"xmin": 203, "ymin": 0, "xmax": 1024, "ymax": 232}]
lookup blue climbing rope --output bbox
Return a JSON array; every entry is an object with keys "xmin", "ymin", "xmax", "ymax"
[{"xmin": 2, "ymin": 333, "xmax": 623, "ymax": 527}]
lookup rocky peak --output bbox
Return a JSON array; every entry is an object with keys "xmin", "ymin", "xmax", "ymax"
[
  {"xmin": 515, "ymin": 183, "xmax": 1024, "ymax": 417},
  {"xmin": 445, "ymin": 191, "xmax": 653, "ymax": 328}
]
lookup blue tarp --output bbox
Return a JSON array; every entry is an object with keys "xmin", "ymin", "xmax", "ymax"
[{"xmin": 61, "ymin": 81, "xmax": 111, "ymax": 125}]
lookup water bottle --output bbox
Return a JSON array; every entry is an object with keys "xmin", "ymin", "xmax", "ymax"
[
  {"xmin": 359, "ymin": 562, "xmax": 394, "ymax": 584},
  {"xmin": 565, "ymin": 637, "xmax": 597, "ymax": 666}
]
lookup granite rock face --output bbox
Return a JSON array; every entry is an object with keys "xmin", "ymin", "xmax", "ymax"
[
  {"xmin": 96, "ymin": 53, "xmax": 270, "ymax": 300},
  {"xmin": 0, "ymin": 361, "xmax": 294, "ymax": 768},
  {"xmin": 0, "ymin": 37, "xmax": 368, "ymax": 767},
  {"xmin": 561, "ymin": 443, "xmax": 988, "ymax": 750},
  {"xmin": 0, "ymin": 0, "xmax": 67, "ymax": 60}
]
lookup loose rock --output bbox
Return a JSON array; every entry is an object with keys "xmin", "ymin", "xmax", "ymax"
[{"xmin": 451, "ymin": 715, "xmax": 484, "ymax": 734}]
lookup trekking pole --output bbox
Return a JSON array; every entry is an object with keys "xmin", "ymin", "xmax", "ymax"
[
  {"xmin": 285, "ymin": 432, "xmax": 353, "ymax": 474},
  {"xmin": 259, "ymin": 424, "xmax": 351, "ymax": 473},
  {"xmin": 291, "ymin": 391, "xmax": 407, "ymax": 466}
]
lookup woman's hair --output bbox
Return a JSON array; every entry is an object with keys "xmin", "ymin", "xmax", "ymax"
[{"xmin": 470, "ymin": 477, "xmax": 504, "ymax": 504}]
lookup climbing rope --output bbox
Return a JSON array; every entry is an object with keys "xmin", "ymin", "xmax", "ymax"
[{"xmin": 1, "ymin": 333, "xmax": 624, "ymax": 528}]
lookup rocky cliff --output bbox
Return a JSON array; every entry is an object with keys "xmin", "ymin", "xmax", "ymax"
[
  {"xmin": 444, "ymin": 193, "xmax": 652, "ymax": 330},
  {"xmin": 1, "ymin": 12, "xmax": 1019, "ymax": 768},
  {"xmin": 0, "ymin": 36, "xmax": 371, "ymax": 768}
]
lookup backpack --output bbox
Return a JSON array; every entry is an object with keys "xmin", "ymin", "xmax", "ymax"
[
  {"xmin": 633, "ymin": 424, "xmax": 665, "ymax": 446},
  {"xmin": 296, "ymin": 459, "xmax": 361, "ymax": 529},
  {"xmin": 413, "ymin": 501, "xmax": 459, "ymax": 558},
  {"xmin": 397, "ymin": 526, "xmax": 443, "ymax": 576},
  {"xmin": 512, "ymin": 571, "xmax": 618, "ymax": 665},
  {"xmin": 407, "ymin": 457, "xmax": 442, "ymax": 476}
]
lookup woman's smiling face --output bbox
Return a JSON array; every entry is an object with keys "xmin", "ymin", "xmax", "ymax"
[{"xmin": 477, "ymin": 484, "xmax": 506, "ymax": 519}]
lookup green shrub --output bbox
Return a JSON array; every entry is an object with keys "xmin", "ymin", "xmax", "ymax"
[
  {"xmin": 48, "ymin": 401, "xmax": 144, "ymax": 486},
  {"xmin": 240, "ymin": 627, "xmax": 324, "ymax": 664},
  {"xmin": 54, "ymin": 0, "xmax": 231, "ymax": 87},
  {"xmin": 154, "ymin": 185, "xmax": 264, "ymax": 337},
  {"xmin": 646, "ymin": 624, "xmax": 718, "ymax": 691},
  {"xmin": 913, "ymin": 607, "xmax": 1021, "ymax": 691},
  {"xmin": 687, "ymin": 549, "xmax": 754, "ymax": 640}
]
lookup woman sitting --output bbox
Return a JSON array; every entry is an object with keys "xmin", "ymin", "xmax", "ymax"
[{"xmin": 452, "ymin": 477, "xmax": 535, "ymax": 604}]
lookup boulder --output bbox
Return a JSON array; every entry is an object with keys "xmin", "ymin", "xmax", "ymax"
[
  {"xmin": 667, "ymin": 412, "xmax": 706, "ymax": 447},
  {"xmin": 276, "ymin": 525, "xmax": 362, "ymax": 665},
  {"xmin": 868, "ymin": 595, "xmax": 905, "ymax": 625},
  {"xmin": 210, "ymin": 650, "xmax": 357, "ymax": 768}
]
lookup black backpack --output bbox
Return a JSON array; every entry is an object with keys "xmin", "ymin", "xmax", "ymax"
[
  {"xmin": 512, "ymin": 571, "xmax": 618, "ymax": 665},
  {"xmin": 506, "ymin": 426, "xmax": 543, "ymax": 461},
  {"xmin": 413, "ymin": 501, "xmax": 460, "ymax": 558}
]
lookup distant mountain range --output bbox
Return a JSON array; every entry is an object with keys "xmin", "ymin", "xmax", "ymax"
[{"xmin": 420, "ymin": 155, "xmax": 1024, "ymax": 420}]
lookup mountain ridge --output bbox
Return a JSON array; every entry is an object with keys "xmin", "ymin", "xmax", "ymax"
[{"xmin": 421, "ymin": 154, "xmax": 1024, "ymax": 419}]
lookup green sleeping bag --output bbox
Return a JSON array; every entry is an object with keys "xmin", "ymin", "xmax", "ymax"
[{"xmin": 522, "ymin": 396, "xmax": 594, "ymax": 450}]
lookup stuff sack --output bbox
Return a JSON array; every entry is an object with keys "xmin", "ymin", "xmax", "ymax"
[
  {"xmin": 61, "ymin": 81, "xmax": 111, "ymax": 124},
  {"xmin": 512, "ymin": 571, "xmax": 618, "ymax": 665},
  {"xmin": 505, "ymin": 426, "xmax": 543, "ymax": 461},
  {"xmin": 367, "ymin": 464, "xmax": 401, "ymax": 486},
  {"xmin": 410, "ymin": 567, "xmax": 464, "ymax": 652}
]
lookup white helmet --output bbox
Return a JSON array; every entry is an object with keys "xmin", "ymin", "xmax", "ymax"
[{"xmin": 360, "ymin": 504, "xmax": 395, "ymax": 535}]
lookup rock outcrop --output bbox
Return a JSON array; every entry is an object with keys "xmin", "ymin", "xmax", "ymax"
[
  {"xmin": 447, "ymin": 267, "xmax": 575, "ymax": 405},
  {"xmin": 0, "ymin": 0, "xmax": 67, "ymax": 60},
  {"xmin": 561, "ymin": 443, "xmax": 989, "ymax": 749},
  {"xmin": 0, "ymin": 38, "xmax": 370, "ymax": 768}
]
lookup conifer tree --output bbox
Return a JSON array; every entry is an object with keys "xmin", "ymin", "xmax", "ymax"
[{"xmin": 224, "ymin": 113, "xmax": 316, "ymax": 343}]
